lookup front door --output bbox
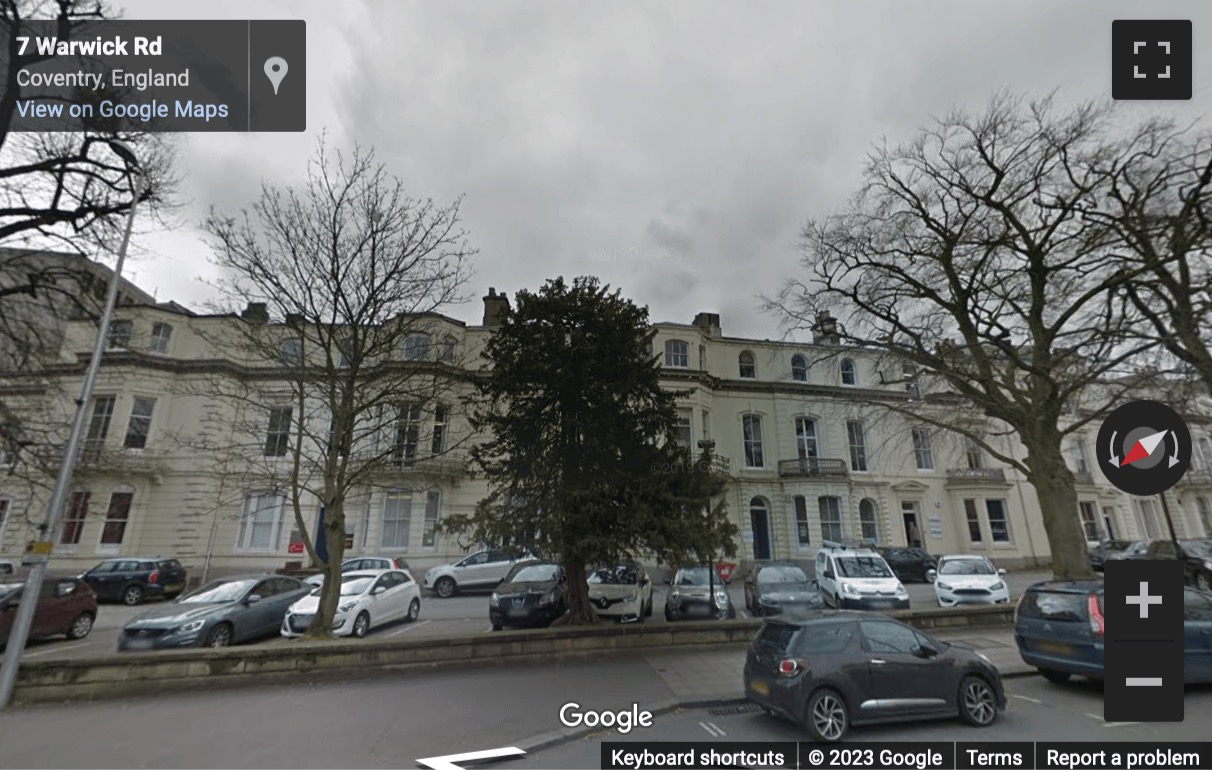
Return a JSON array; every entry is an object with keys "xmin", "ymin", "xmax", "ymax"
[
  {"xmin": 750, "ymin": 507, "xmax": 772, "ymax": 560},
  {"xmin": 902, "ymin": 502, "xmax": 922, "ymax": 548}
]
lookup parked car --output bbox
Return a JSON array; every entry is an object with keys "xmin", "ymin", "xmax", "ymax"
[
  {"xmin": 815, "ymin": 544, "xmax": 909, "ymax": 610},
  {"xmin": 284, "ymin": 569, "xmax": 421, "ymax": 638},
  {"xmin": 1087, "ymin": 540, "xmax": 1142, "ymax": 571},
  {"xmin": 744, "ymin": 611, "xmax": 1004, "ymax": 741},
  {"xmin": 1140, "ymin": 538, "xmax": 1212, "ymax": 590},
  {"xmin": 878, "ymin": 547, "xmax": 937, "ymax": 583},
  {"xmin": 425, "ymin": 548, "xmax": 535, "ymax": 598},
  {"xmin": 0, "ymin": 560, "xmax": 14, "ymax": 577},
  {"xmin": 587, "ymin": 561, "xmax": 653, "ymax": 623},
  {"xmin": 1093, "ymin": 539, "xmax": 1148, "ymax": 569},
  {"xmin": 743, "ymin": 562, "xmax": 824, "ymax": 616},
  {"xmin": 665, "ymin": 565, "xmax": 736, "ymax": 621},
  {"xmin": 490, "ymin": 561, "xmax": 567, "ymax": 630},
  {"xmin": 1013, "ymin": 580, "xmax": 1212, "ymax": 683},
  {"xmin": 927, "ymin": 555, "xmax": 1009, "ymax": 607},
  {"xmin": 80, "ymin": 556, "xmax": 187, "ymax": 605},
  {"xmin": 119, "ymin": 574, "xmax": 310, "ymax": 651},
  {"xmin": 303, "ymin": 555, "xmax": 411, "ymax": 587},
  {"xmin": 0, "ymin": 578, "xmax": 96, "ymax": 646}
]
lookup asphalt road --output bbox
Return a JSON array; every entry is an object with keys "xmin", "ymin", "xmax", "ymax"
[
  {"xmin": 11, "ymin": 571, "xmax": 1051, "ymax": 661},
  {"xmin": 0, "ymin": 654, "xmax": 1207, "ymax": 770},
  {"xmin": 528, "ymin": 677, "xmax": 1212, "ymax": 769}
]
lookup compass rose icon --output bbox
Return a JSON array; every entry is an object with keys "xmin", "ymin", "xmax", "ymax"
[{"xmin": 1096, "ymin": 400, "xmax": 1191, "ymax": 496}]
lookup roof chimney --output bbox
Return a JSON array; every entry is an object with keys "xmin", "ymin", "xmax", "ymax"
[
  {"xmin": 812, "ymin": 311, "xmax": 840, "ymax": 345},
  {"xmin": 241, "ymin": 302, "xmax": 269, "ymax": 324},
  {"xmin": 483, "ymin": 287, "xmax": 510, "ymax": 327},
  {"xmin": 692, "ymin": 312, "xmax": 721, "ymax": 337}
]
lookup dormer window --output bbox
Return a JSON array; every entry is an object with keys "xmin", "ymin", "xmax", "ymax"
[
  {"xmin": 840, "ymin": 358, "xmax": 857, "ymax": 386},
  {"xmin": 791, "ymin": 354, "xmax": 808, "ymax": 382},
  {"xmin": 106, "ymin": 320, "xmax": 132, "ymax": 350},
  {"xmin": 738, "ymin": 351, "xmax": 756, "ymax": 379},
  {"xmin": 404, "ymin": 333, "xmax": 431, "ymax": 361},
  {"xmin": 149, "ymin": 323, "xmax": 172, "ymax": 354},
  {"xmin": 280, "ymin": 338, "xmax": 303, "ymax": 366},
  {"xmin": 664, "ymin": 340, "xmax": 689, "ymax": 368},
  {"xmin": 440, "ymin": 335, "xmax": 457, "ymax": 363}
]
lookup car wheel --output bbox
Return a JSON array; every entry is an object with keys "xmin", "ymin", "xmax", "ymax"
[
  {"xmin": 204, "ymin": 623, "xmax": 233, "ymax": 648},
  {"xmin": 805, "ymin": 688, "xmax": 848, "ymax": 742},
  {"xmin": 958, "ymin": 675, "xmax": 998, "ymax": 726},
  {"xmin": 645, "ymin": 598, "xmax": 653, "ymax": 617},
  {"xmin": 352, "ymin": 611, "xmax": 370, "ymax": 638},
  {"xmin": 66, "ymin": 612, "xmax": 94, "ymax": 640},
  {"xmin": 406, "ymin": 598, "xmax": 421, "ymax": 623},
  {"xmin": 491, "ymin": 623, "xmax": 503, "ymax": 631},
  {"xmin": 434, "ymin": 577, "xmax": 456, "ymax": 598},
  {"xmin": 121, "ymin": 585, "xmax": 145, "ymax": 606},
  {"xmin": 1039, "ymin": 669, "xmax": 1071, "ymax": 684},
  {"xmin": 664, "ymin": 607, "xmax": 674, "ymax": 622}
]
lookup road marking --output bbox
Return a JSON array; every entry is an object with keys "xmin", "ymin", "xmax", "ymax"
[
  {"xmin": 386, "ymin": 620, "xmax": 431, "ymax": 637},
  {"xmin": 1010, "ymin": 694, "xmax": 1043, "ymax": 704},
  {"xmin": 740, "ymin": 611, "xmax": 751, "ymax": 618},
  {"xmin": 699, "ymin": 721, "xmax": 725, "ymax": 737},
  {"xmin": 1085, "ymin": 712, "xmax": 1141, "ymax": 727},
  {"xmin": 22, "ymin": 642, "xmax": 90, "ymax": 658}
]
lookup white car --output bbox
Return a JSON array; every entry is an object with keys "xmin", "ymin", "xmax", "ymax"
[
  {"xmin": 928, "ymin": 555, "xmax": 1009, "ymax": 607},
  {"xmin": 282, "ymin": 569, "xmax": 421, "ymax": 638},
  {"xmin": 815, "ymin": 543, "xmax": 910, "ymax": 610},
  {"xmin": 424, "ymin": 548, "xmax": 534, "ymax": 598},
  {"xmin": 587, "ymin": 561, "xmax": 653, "ymax": 623},
  {"xmin": 303, "ymin": 556, "xmax": 411, "ymax": 587}
]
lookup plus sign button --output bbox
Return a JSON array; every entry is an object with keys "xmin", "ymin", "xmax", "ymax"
[
  {"xmin": 1112, "ymin": 20, "xmax": 1192, "ymax": 100},
  {"xmin": 1104, "ymin": 559, "xmax": 1183, "ymax": 640}
]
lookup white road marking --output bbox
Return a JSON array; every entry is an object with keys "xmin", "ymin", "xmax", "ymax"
[
  {"xmin": 708, "ymin": 722, "xmax": 725, "ymax": 736},
  {"xmin": 699, "ymin": 721, "xmax": 725, "ymax": 737},
  {"xmin": 1084, "ymin": 712, "xmax": 1141, "ymax": 727},
  {"xmin": 1011, "ymin": 694, "xmax": 1043, "ymax": 704},
  {"xmin": 740, "ymin": 611, "xmax": 751, "ymax": 619},
  {"xmin": 386, "ymin": 620, "xmax": 431, "ymax": 637},
  {"xmin": 21, "ymin": 642, "xmax": 91, "ymax": 658}
]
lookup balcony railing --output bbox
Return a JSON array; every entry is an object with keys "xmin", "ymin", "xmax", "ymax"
[
  {"xmin": 778, "ymin": 457, "xmax": 848, "ymax": 478},
  {"xmin": 1180, "ymin": 468, "xmax": 1212, "ymax": 486},
  {"xmin": 1073, "ymin": 470, "xmax": 1094, "ymax": 485},
  {"xmin": 945, "ymin": 467, "xmax": 1006, "ymax": 483}
]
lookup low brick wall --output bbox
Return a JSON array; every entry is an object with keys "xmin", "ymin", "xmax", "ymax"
[{"xmin": 11, "ymin": 606, "xmax": 1014, "ymax": 705}]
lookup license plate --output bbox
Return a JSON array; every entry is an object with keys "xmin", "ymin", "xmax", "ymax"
[
  {"xmin": 750, "ymin": 680, "xmax": 770, "ymax": 696},
  {"xmin": 1037, "ymin": 642, "xmax": 1074, "ymax": 654},
  {"xmin": 164, "ymin": 583, "xmax": 183, "ymax": 592},
  {"xmin": 124, "ymin": 638, "xmax": 154, "ymax": 650},
  {"xmin": 509, "ymin": 606, "xmax": 528, "ymax": 617}
]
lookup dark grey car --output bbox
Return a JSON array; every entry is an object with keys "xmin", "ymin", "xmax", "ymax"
[{"xmin": 119, "ymin": 574, "xmax": 310, "ymax": 651}]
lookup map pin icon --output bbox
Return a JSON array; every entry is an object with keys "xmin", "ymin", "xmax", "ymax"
[{"xmin": 264, "ymin": 57, "xmax": 288, "ymax": 95}]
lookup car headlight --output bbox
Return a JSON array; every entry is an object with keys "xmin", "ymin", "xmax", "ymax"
[
  {"xmin": 989, "ymin": 581, "xmax": 1006, "ymax": 591},
  {"xmin": 338, "ymin": 601, "xmax": 357, "ymax": 613},
  {"xmin": 624, "ymin": 592, "xmax": 639, "ymax": 603},
  {"xmin": 669, "ymin": 590, "xmax": 680, "ymax": 602},
  {"xmin": 1204, "ymin": 561, "xmax": 1212, "ymax": 570},
  {"xmin": 714, "ymin": 590, "xmax": 728, "ymax": 605},
  {"xmin": 936, "ymin": 581, "xmax": 953, "ymax": 591},
  {"xmin": 538, "ymin": 590, "xmax": 556, "ymax": 607},
  {"xmin": 489, "ymin": 592, "xmax": 500, "ymax": 607},
  {"xmin": 174, "ymin": 620, "xmax": 205, "ymax": 634},
  {"xmin": 895, "ymin": 585, "xmax": 908, "ymax": 597},
  {"xmin": 843, "ymin": 583, "xmax": 860, "ymax": 595},
  {"xmin": 760, "ymin": 596, "xmax": 778, "ymax": 605}
]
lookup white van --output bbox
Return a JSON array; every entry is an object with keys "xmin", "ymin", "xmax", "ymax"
[{"xmin": 815, "ymin": 541, "xmax": 910, "ymax": 610}]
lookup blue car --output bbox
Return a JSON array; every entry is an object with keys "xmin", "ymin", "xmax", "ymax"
[{"xmin": 1014, "ymin": 580, "xmax": 1212, "ymax": 684}]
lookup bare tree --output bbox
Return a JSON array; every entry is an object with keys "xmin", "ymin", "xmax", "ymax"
[
  {"xmin": 768, "ymin": 94, "xmax": 1166, "ymax": 579},
  {"xmin": 186, "ymin": 139, "xmax": 475, "ymax": 639}
]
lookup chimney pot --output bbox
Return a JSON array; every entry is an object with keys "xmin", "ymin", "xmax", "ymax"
[{"xmin": 483, "ymin": 288, "xmax": 510, "ymax": 327}]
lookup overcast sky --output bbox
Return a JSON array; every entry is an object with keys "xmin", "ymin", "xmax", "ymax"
[{"xmin": 114, "ymin": 0, "xmax": 1212, "ymax": 339}]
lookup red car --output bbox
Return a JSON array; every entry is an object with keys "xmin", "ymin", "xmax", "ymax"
[{"xmin": 0, "ymin": 577, "xmax": 97, "ymax": 645}]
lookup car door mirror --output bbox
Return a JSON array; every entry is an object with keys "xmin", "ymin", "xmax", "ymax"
[
  {"xmin": 372, "ymin": 586, "xmax": 386, "ymax": 595},
  {"xmin": 997, "ymin": 568, "xmax": 1007, "ymax": 575},
  {"xmin": 913, "ymin": 644, "xmax": 937, "ymax": 658},
  {"xmin": 244, "ymin": 594, "xmax": 262, "ymax": 605},
  {"xmin": 926, "ymin": 569, "xmax": 937, "ymax": 582}
]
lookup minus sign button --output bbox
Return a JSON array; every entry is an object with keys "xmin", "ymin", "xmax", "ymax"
[{"xmin": 1125, "ymin": 677, "xmax": 1163, "ymax": 686}]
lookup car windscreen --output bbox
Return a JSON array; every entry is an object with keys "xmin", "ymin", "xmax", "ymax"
[
  {"xmin": 0, "ymin": 583, "xmax": 20, "ymax": 602},
  {"xmin": 180, "ymin": 579, "xmax": 256, "ymax": 603},
  {"xmin": 339, "ymin": 576, "xmax": 374, "ymax": 596},
  {"xmin": 793, "ymin": 621, "xmax": 856, "ymax": 654},
  {"xmin": 675, "ymin": 567, "xmax": 714, "ymax": 585},
  {"xmin": 835, "ymin": 556, "xmax": 892, "ymax": 578},
  {"xmin": 509, "ymin": 564, "xmax": 560, "ymax": 583},
  {"xmin": 757, "ymin": 566, "xmax": 810, "ymax": 585},
  {"xmin": 588, "ymin": 565, "xmax": 638, "ymax": 584},
  {"xmin": 939, "ymin": 559, "xmax": 995, "ymax": 575}
]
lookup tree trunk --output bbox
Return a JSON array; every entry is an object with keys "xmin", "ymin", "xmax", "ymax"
[
  {"xmin": 303, "ymin": 502, "xmax": 348, "ymax": 640},
  {"xmin": 559, "ymin": 560, "xmax": 598, "ymax": 625},
  {"xmin": 1024, "ymin": 440, "xmax": 1096, "ymax": 580}
]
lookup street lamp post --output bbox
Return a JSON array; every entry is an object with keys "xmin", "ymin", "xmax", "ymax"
[{"xmin": 0, "ymin": 142, "xmax": 144, "ymax": 711}]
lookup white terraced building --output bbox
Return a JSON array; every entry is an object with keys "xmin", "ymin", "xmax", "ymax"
[{"xmin": 1, "ymin": 254, "xmax": 1211, "ymax": 579}]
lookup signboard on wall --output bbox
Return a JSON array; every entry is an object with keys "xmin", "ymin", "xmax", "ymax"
[
  {"xmin": 741, "ymin": 530, "xmax": 755, "ymax": 543},
  {"xmin": 927, "ymin": 514, "xmax": 944, "ymax": 539}
]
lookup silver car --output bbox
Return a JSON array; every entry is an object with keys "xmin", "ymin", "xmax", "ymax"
[
  {"xmin": 664, "ymin": 565, "xmax": 735, "ymax": 621},
  {"xmin": 424, "ymin": 548, "xmax": 534, "ymax": 598}
]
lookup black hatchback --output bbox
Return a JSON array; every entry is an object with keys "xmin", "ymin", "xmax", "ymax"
[
  {"xmin": 743, "ymin": 611, "xmax": 1005, "ymax": 741},
  {"xmin": 878, "ymin": 547, "xmax": 937, "ymax": 583},
  {"xmin": 81, "ymin": 557, "xmax": 187, "ymax": 605}
]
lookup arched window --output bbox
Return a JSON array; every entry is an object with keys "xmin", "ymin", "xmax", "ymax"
[
  {"xmin": 738, "ymin": 351, "xmax": 756, "ymax": 379},
  {"xmin": 840, "ymin": 358, "xmax": 857, "ymax": 386},
  {"xmin": 791, "ymin": 354, "xmax": 808, "ymax": 382},
  {"xmin": 404, "ymin": 333, "xmax": 431, "ymax": 361},
  {"xmin": 859, "ymin": 498, "xmax": 879, "ymax": 543},
  {"xmin": 664, "ymin": 339, "xmax": 689, "ymax": 368}
]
